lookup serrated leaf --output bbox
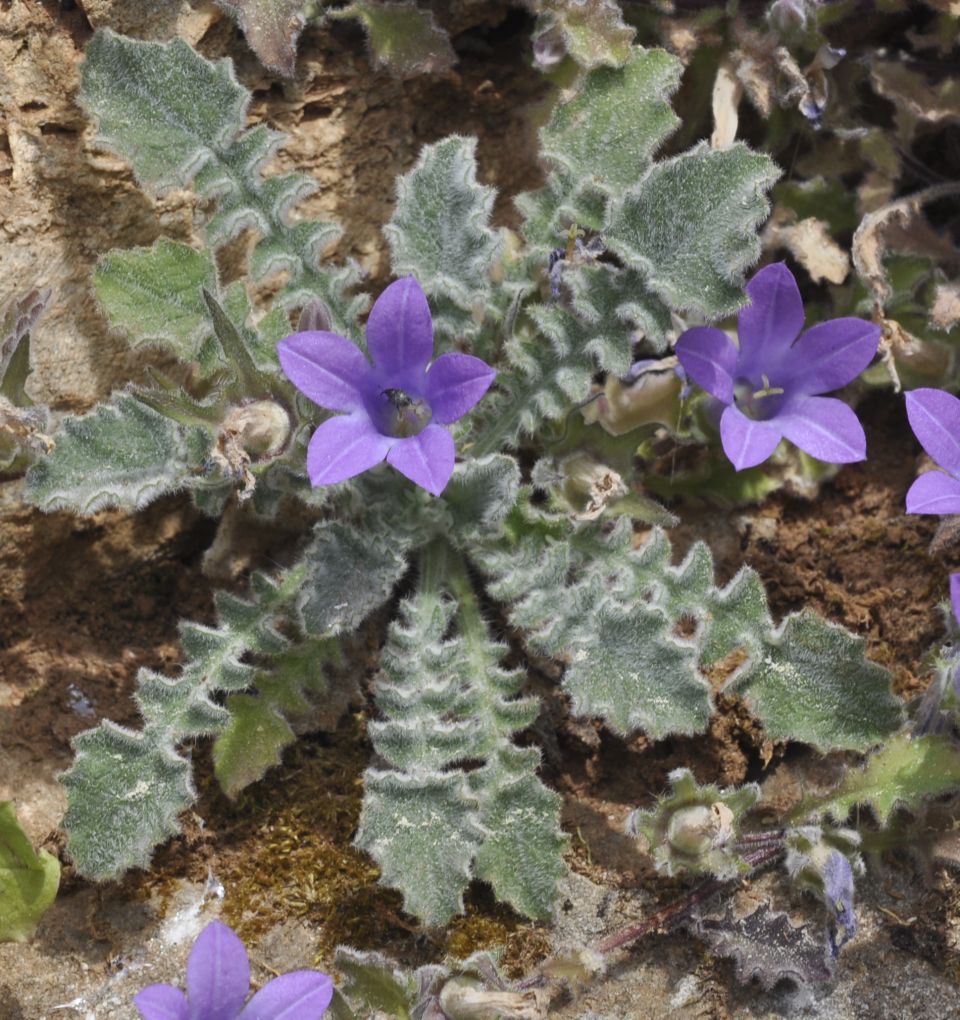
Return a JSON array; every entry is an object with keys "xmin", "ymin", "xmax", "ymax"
[
  {"xmin": 216, "ymin": 0, "xmax": 307, "ymax": 76},
  {"xmin": 724, "ymin": 612, "xmax": 903, "ymax": 751},
  {"xmin": 606, "ymin": 143, "xmax": 780, "ymax": 320},
  {"xmin": 527, "ymin": 0, "xmax": 635, "ymax": 69},
  {"xmin": 94, "ymin": 239, "xmax": 217, "ymax": 362},
  {"xmin": 565, "ymin": 601, "xmax": 710, "ymax": 737},
  {"xmin": 337, "ymin": 0, "xmax": 456, "ymax": 78},
  {"xmin": 0, "ymin": 802, "xmax": 60, "ymax": 942},
  {"xmin": 299, "ymin": 520, "xmax": 411, "ymax": 636},
  {"xmin": 385, "ymin": 136, "xmax": 501, "ymax": 340},
  {"xmin": 797, "ymin": 734, "xmax": 960, "ymax": 825},
  {"xmin": 540, "ymin": 48, "xmax": 681, "ymax": 194},
  {"xmin": 63, "ymin": 568, "xmax": 305, "ymax": 879},
  {"xmin": 213, "ymin": 638, "xmax": 336, "ymax": 797},
  {"xmin": 24, "ymin": 394, "xmax": 209, "ymax": 514},
  {"xmin": 79, "ymin": 30, "xmax": 248, "ymax": 193},
  {"xmin": 357, "ymin": 770, "xmax": 483, "ymax": 925},
  {"xmin": 692, "ymin": 903, "xmax": 833, "ymax": 1001},
  {"xmin": 443, "ymin": 455, "xmax": 520, "ymax": 540},
  {"xmin": 80, "ymin": 31, "xmax": 367, "ymax": 337},
  {"xmin": 470, "ymin": 755, "xmax": 567, "ymax": 919},
  {"xmin": 61, "ymin": 722, "xmax": 194, "ymax": 881}
]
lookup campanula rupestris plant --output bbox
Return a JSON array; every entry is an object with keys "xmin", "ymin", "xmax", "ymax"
[
  {"xmin": 134, "ymin": 921, "xmax": 333, "ymax": 1020},
  {"xmin": 278, "ymin": 276, "xmax": 495, "ymax": 496},
  {"xmin": 905, "ymin": 388, "xmax": 960, "ymax": 514},
  {"xmin": 675, "ymin": 262, "xmax": 880, "ymax": 471}
]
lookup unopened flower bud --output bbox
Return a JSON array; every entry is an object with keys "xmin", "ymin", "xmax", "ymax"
[
  {"xmin": 666, "ymin": 802, "xmax": 735, "ymax": 857},
  {"xmin": 222, "ymin": 399, "xmax": 291, "ymax": 459},
  {"xmin": 297, "ymin": 298, "xmax": 333, "ymax": 334}
]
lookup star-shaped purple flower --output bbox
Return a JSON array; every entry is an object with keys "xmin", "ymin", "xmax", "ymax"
[
  {"xmin": 134, "ymin": 921, "xmax": 333, "ymax": 1020},
  {"xmin": 905, "ymin": 388, "xmax": 960, "ymax": 514},
  {"xmin": 675, "ymin": 262, "xmax": 880, "ymax": 471},
  {"xmin": 278, "ymin": 277, "xmax": 495, "ymax": 497}
]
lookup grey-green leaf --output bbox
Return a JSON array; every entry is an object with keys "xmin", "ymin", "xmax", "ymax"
[
  {"xmin": 385, "ymin": 136, "xmax": 501, "ymax": 340},
  {"xmin": 540, "ymin": 47, "xmax": 681, "ymax": 194},
  {"xmin": 79, "ymin": 30, "xmax": 248, "ymax": 193},
  {"xmin": 94, "ymin": 239, "xmax": 217, "ymax": 362},
  {"xmin": 61, "ymin": 722, "xmax": 194, "ymax": 881},
  {"xmin": 24, "ymin": 394, "xmax": 208, "ymax": 514},
  {"xmin": 724, "ymin": 612, "xmax": 903, "ymax": 751},
  {"xmin": 356, "ymin": 771, "xmax": 483, "ymax": 925},
  {"xmin": 336, "ymin": 0, "xmax": 456, "ymax": 77},
  {"xmin": 606, "ymin": 143, "xmax": 780, "ymax": 320}
]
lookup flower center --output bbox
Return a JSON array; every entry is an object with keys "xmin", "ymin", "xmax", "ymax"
[
  {"xmin": 377, "ymin": 388, "xmax": 433, "ymax": 438},
  {"xmin": 733, "ymin": 374, "xmax": 785, "ymax": 421}
]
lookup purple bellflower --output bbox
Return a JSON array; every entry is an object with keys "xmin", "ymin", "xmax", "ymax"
[
  {"xmin": 905, "ymin": 388, "xmax": 960, "ymax": 514},
  {"xmin": 134, "ymin": 921, "xmax": 333, "ymax": 1020},
  {"xmin": 278, "ymin": 277, "xmax": 495, "ymax": 497},
  {"xmin": 675, "ymin": 262, "xmax": 880, "ymax": 471}
]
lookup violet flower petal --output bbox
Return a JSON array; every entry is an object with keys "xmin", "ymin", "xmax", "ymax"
[
  {"xmin": 277, "ymin": 332, "xmax": 373, "ymax": 413},
  {"xmin": 719, "ymin": 404, "xmax": 782, "ymax": 471},
  {"xmin": 674, "ymin": 326, "xmax": 738, "ymax": 403},
  {"xmin": 186, "ymin": 921, "xmax": 250, "ymax": 1020},
  {"xmin": 906, "ymin": 471, "xmax": 960, "ymax": 515},
  {"xmin": 386, "ymin": 424, "xmax": 455, "ymax": 496},
  {"xmin": 905, "ymin": 388, "xmax": 960, "ymax": 475},
  {"xmin": 425, "ymin": 353, "xmax": 497, "ymax": 424},
  {"xmin": 366, "ymin": 277, "xmax": 434, "ymax": 387},
  {"xmin": 134, "ymin": 985, "xmax": 190, "ymax": 1020},
  {"xmin": 736, "ymin": 262, "xmax": 804, "ymax": 375},
  {"xmin": 784, "ymin": 318, "xmax": 881, "ymax": 396},
  {"xmin": 777, "ymin": 395, "xmax": 866, "ymax": 463},
  {"xmin": 238, "ymin": 971, "xmax": 334, "ymax": 1020},
  {"xmin": 307, "ymin": 415, "xmax": 395, "ymax": 486},
  {"xmin": 951, "ymin": 573, "xmax": 960, "ymax": 630}
]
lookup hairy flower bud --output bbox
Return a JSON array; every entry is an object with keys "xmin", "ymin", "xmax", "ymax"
[
  {"xmin": 222, "ymin": 399, "xmax": 291, "ymax": 458},
  {"xmin": 666, "ymin": 802, "xmax": 735, "ymax": 857}
]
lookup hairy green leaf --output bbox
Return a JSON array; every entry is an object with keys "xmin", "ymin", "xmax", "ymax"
[
  {"xmin": 357, "ymin": 770, "xmax": 484, "ymax": 925},
  {"xmin": 442, "ymin": 455, "xmax": 521, "ymax": 541},
  {"xmin": 0, "ymin": 802, "xmax": 60, "ymax": 942},
  {"xmin": 24, "ymin": 394, "xmax": 209, "ymax": 514},
  {"xmin": 94, "ymin": 239, "xmax": 217, "ymax": 362},
  {"xmin": 541, "ymin": 48, "xmax": 681, "ymax": 195},
  {"xmin": 216, "ymin": 0, "xmax": 308, "ymax": 76},
  {"xmin": 360, "ymin": 561, "xmax": 565, "ymax": 924},
  {"xmin": 526, "ymin": 0, "xmax": 635, "ymax": 69},
  {"xmin": 564, "ymin": 601, "xmax": 709, "ymax": 737},
  {"xmin": 724, "ymin": 612, "xmax": 903, "ymax": 752},
  {"xmin": 385, "ymin": 136, "xmax": 501, "ymax": 341},
  {"xmin": 795, "ymin": 733, "xmax": 960, "ymax": 824},
  {"xmin": 80, "ymin": 30, "xmax": 366, "ymax": 334},
  {"xmin": 1, "ymin": 288, "xmax": 49, "ymax": 403},
  {"xmin": 606, "ymin": 143, "xmax": 780, "ymax": 319},
  {"xmin": 79, "ymin": 31, "xmax": 248, "ymax": 193},
  {"xmin": 298, "ymin": 520, "xmax": 412, "ymax": 636},
  {"xmin": 62, "ymin": 568, "xmax": 306, "ymax": 879},
  {"xmin": 334, "ymin": 0, "xmax": 456, "ymax": 77}
]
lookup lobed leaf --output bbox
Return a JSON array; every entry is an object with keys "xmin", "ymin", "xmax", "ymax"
[
  {"xmin": 606, "ymin": 143, "xmax": 780, "ymax": 320},
  {"xmin": 24, "ymin": 394, "xmax": 209, "ymax": 514},
  {"xmin": 336, "ymin": 0, "xmax": 456, "ymax": 78},
  {"xmin": 795, "ymin": 733, "xmax": 960, "ymax": 825},
  {"xmin": 385, "ymin": 136, "xmax": 501, "ymax": 342},
  {"xmin": 79, "ymin": 31, "xmax": 248, "ymax": 193},
  {"xmin": 93, "ymin": 239, "xmax": 217, "ymax": 362},
  {"xmin": 724, "ymin": 612, "xmax": 904, "ymax": 752},
  {"xmin": 62, "ymin": 568, "xmax": 308, "ymax": 879},
  {"xmin": 526, "ymin": 0, "xmax": 635, "ymax": 69}
]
